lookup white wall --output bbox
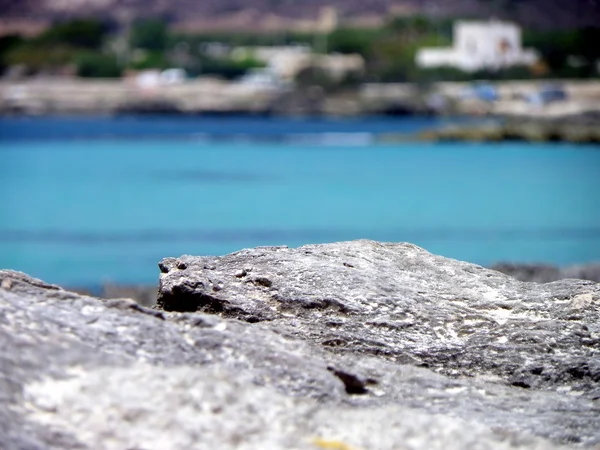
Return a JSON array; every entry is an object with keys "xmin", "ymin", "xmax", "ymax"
[{"xmin": 416, "ymin": 20, "xmax": 539, "ymax": 72}]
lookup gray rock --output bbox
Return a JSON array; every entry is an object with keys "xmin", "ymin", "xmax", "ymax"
[
  {"xmin": 1, "ymin": 240, "xmax": 600, "ymax": 450},
  {"xmin": 158, "ymin": 241, "xmax": 600, "ymax": 393}
]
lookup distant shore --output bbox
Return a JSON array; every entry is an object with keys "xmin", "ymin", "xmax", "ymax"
[
  {"xmin": 2, "ymin": 78, "xmax": 599, "ymax": 143},
  {"xmin": 1, "ymin": 79, "xmax": 599, "ymax": 120}
]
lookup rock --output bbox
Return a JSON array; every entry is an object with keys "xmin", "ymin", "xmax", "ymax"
[
  {"xmin": 421, "ymin": 115, "xmax": 600, "ymax": 143},
  {"xmin": 99, "ymin": 283, "xmax": 158, "ymax": 308},
  {"xmin": 89, "ymin": 260, "xmax": 600, "ymax": 307},
  {"xmin": 267, "ymin": 88, "xmax": 326, "ymax": 117},
  {"xmin": 68, "ymin": 284, "xmax": 159, "ymax": 308},
  {"xmin": 490, "ymin": 263, "xmax": 564, "ymax": 283},
  {"xmin": 115, "ymin": 98, "xmax": 183, "ymax": 115},
  {"xmin": 492, "ymin": 262, "xmax": 600, "ymax": 284},
  {"xmin": 2, "ymin": 240, "xmax": 600, "ymax": 449},
  {"xmin": 157, "ymin": 241, "xmax": 600, "ymax": 392}
]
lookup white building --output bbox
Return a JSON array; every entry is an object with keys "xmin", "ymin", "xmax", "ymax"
[
  {"xmin": 416, "ymin": 20, "xmax": 539, "ymax": 72},
  {"xmin": 233, "ymin": 45, "xmax": 364, "ymax": 82}
]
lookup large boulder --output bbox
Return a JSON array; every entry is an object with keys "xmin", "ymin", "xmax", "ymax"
[
  {"xmin": 2, "ymin": 240, "xmax": 599, "ymax": 449},
  {"xmin": 157, "ymin": 241, "xmax": 600, "ymax": 393}
]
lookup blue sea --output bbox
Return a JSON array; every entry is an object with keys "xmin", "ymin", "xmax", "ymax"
[{"xmin": 1, "ymin": 115, "xmax": 599, "ymax": 287}]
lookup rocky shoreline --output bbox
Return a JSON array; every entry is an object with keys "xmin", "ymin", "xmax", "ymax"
[
  {"xmin": 2, "ymin": 240, "xmax": 599, "ymax": 449},
  {"xmin": 3, "ymin": 80, "xmax": 600, "ymax": 145},
  {"xmin": 418, "ymin": 114, "xmax": 600, "ymax": 144}
]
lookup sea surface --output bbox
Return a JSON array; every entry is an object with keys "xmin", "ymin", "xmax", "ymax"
[{"xmin": 1, "ymin": 115, "xmax": 599, "ymax": 287}]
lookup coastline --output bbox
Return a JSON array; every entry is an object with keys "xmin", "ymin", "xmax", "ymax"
[{"xmin": 2, "ymin": 78, "xmax": 600, "ymax": 143}]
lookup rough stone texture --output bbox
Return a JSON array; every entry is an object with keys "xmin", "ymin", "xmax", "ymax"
[
  {"xmin": 158, "ymin": 241, "xmax": 600, "ymax": 394},
  {"xmin": 2, "ymin": 240, "xmax": 600, "ymax": 449}
]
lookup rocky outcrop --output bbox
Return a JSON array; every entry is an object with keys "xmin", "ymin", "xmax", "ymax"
[{"xmin": 2, "ymin": 240, "xmax": 600, "ymax": 449}]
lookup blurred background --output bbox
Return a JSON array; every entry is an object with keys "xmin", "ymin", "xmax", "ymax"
[{"xmin": 0, "ymin": 0, "xmax": 599, "ymax": 298}]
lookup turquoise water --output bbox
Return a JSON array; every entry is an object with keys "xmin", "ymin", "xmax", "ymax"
[{"xmin": 1, "ymin": 117, "xmax": 600, "ymax": 286}]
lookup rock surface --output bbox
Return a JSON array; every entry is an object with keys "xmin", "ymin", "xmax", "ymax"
[{"xmin": 2, "ymin": 240, "xmax": 600, "ymax": 449}]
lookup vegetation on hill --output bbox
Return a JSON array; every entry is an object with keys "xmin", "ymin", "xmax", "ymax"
[{"xmin": 0, "ymin": 16, "xmax": 598, "ymax": 81}]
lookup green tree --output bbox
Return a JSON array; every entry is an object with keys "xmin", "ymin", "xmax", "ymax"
[
  {"xmin": 75, "ymin": 52, "xmax": 122, "ymax": 77},
  {"xmin": 3, "ymin": 19, "xmax": 110, "ymax": 74},
  {"xmin": 39, "ymin": 19, "xmax": 108, "ymax": 49},
  {"xmin": 129, "ymin": 51, "xmax": 169, "ymax": 70},
  {"xmin": 197, "ymin": 55, "xmax": 264, "ymax": 79},
  {"xmin": 523, "ymin": 28, "xmax": 599, "ymax": 78},
  {"xmin": 0, "ymin": 34, "xmax": 24, "ymax": 73},
  {"xmin": 130, "ymin": 19, "xmax": 168, "ymax": 51},
  {"xmin": 6, "ymin": 42, "xmax": 75, "ymax": 72},
  {"xmin": 327, "ymin": 28, "xmax": 381, "ymax": 56}
]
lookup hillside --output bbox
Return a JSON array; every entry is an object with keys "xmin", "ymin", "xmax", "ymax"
[{"xmin": 0, "ymin": 0, "xmax": 599, "ymax": 32}]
